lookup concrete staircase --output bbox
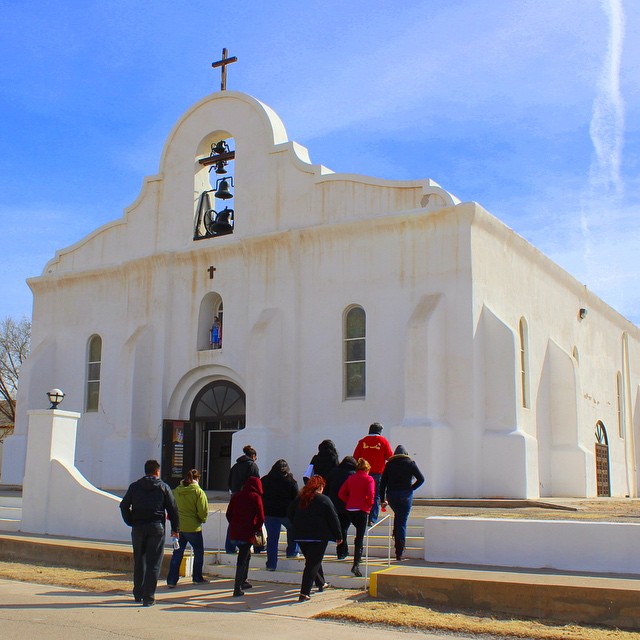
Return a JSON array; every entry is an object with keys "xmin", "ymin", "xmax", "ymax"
[
  {"xmin": 0, "ymin": 493, "xmax": 22, "ymax": 532},
  {"xmin": 203, "ymin": 513, "xmax": 425, "ymax": 588}
]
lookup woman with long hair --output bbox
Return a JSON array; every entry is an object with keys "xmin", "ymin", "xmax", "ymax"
[
  {"xmin": 226, "ymin": 476, "xmax": 264, "ymax": 597},
  {"xmin": 325, "ymin": 455, "xmax": 357, "ymax": 560},
  {"xmin": 338, "ymin": 458, "xmax": 375, "ymax": 577},
  {"xmin": 166, "ymin": 469, "xmax": 209, "ymax": 587},
  {"xmin": 287, "ymin": 475, "xmax": 342, "ymax": 602},
  {"xmin": 304, "ymin": 439, "xmax": 339, "ymax": 483},
  {"xmin": 261, "ymin": 459, "xmax": 300, "ymax": 571}
]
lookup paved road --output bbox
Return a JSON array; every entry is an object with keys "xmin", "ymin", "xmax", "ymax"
[{"xmin": 0, "ymin": 578, "xmax": 475, "ymax": 640}]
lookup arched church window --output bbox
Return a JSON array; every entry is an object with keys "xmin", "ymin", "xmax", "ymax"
[
  {"xmin": 85, "ymin": 335, "xmax": 102, "ymax": 412},
  {"xmin": 518, "ymin": 317, "xmax": 530, "ymax": 409},
  {"xmin": 197, "ymin": 293, "xmax": 223, "ymax": 351},
  {"xmin": 344, "ymin": 306, "xmax": 366, "ymax": 399},
  {"xmin": 194, "ymin": 137, "xmax": 235, "ymax": 240},
  {"xmin": 616, "ymin": 372, "xmax": 625, "ymax": 438}
]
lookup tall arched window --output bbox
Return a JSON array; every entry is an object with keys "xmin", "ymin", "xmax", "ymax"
[
  {"xmin": 86, "ymin": 335, "xmax": 102, "ymax": 412},
  {"xmin": 344, "ymin": 306, "xmax": 366, "ymax": 399},
  {"xmin": 519, "ymin": 317, "xmax": 530, "ymax": 409},
  {"xmin": 616, "ymin": 372, "xmax": 625, "ymax": 438}
]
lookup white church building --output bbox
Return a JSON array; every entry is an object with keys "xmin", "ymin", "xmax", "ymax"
[{"xmin": 2, "ymin": 89, "xmax": 640, "ymax": 499}]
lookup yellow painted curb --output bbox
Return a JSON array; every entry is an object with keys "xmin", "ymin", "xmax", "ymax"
[{"xmin": 368, "ymin": 566, "xmax": 396, "ymax": 597}]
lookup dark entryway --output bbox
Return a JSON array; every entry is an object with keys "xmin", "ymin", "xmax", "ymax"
[{"xmin": 192, "ymin": 380, "xmax": 246, "ymax": 490}]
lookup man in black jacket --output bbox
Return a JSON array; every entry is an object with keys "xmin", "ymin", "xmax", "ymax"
[
  {"xmin": 225, "ymin": 445, "xmax": 260, "ymax": 553},
  {"xmin": 120, "ymin": 459, "xmax": 180, "ymax": 606}
]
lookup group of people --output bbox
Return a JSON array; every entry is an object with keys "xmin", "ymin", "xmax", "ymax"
[{"xmin": 118, "ymin": 422, "xmax": 424, "ymax": 606}]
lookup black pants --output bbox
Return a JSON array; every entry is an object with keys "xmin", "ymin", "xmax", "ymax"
[
  {"xmin": 131, "ymin": 522, "xmax": 165, "ymax": 604},
  {"xmin": 347, "ymin": 510, "xmax": 368, "ymax": 564},
  {"xmin": 234, "ymin": 543, "xmax": 252, "ymax": 593},
  {"xmin": 298, "ymin": 541, "xmax": 328, "ymax": 596},
  {"xmin": 335, "ymin": 510, "xmax": 351, "ymax": 558}
]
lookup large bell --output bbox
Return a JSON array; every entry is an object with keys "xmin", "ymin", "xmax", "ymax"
[
  {"xmin": 211, "ymin": 207, "xmax": 234, "ymax": 235},
  {"xmin": 214, "ymin": 177, "xmax": 234, "ymax": 200}
]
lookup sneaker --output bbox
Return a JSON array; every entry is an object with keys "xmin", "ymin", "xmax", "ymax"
[
  {"xmin": 351, "ymin": 564, "xmax": 362, "ymax": 577},
  {"xmin": 233, "ymin": 589, "xmax": 244, "ymax": 597},
  {"xmin": 266, "ymin": 566, "xmax": 276, "ymax": 571},
  {"xmin": 317, "ymin": 582, "xmax": 330, "ymax": 592},
  {"xmin": 241, "ymin": 581, "xmax": 253, "ymax": 589},
  {"xmin": 142, "ymin": 600, "xmax": 155, "ymax": 607},
  {"xmin": 298, "ymin": 593, "xmax": 311, "ymax": 602}
]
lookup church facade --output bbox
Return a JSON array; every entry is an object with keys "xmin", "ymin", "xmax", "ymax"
[{"xmin": 3, "ymin": 91, "xmax": 640, "ymax": 498}]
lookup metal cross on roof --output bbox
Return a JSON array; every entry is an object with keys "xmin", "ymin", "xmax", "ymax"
[{"xmin": 211, "ymin": 48, "xmax": 237, "ymax": 91}]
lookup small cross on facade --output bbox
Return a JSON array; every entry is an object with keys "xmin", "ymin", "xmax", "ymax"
[
  {"xmin": 208, "ymin": 266, "xmax": 216, "ymax": 279},
  {"xmin": 212, "ymin": 48, "xmax": 237, "ymax": 91}
]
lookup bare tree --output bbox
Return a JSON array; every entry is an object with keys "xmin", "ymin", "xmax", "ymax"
[{"xmin": 0, "ymin": 316, "xmax": 31, "ymax": 434}]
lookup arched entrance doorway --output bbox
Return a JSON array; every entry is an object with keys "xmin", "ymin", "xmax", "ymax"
[
  {"xmin": 595, "ymin": 420, "xmax": 611, "ymax": 497},
  {"xmin": 191, "ymin": 380, "xmax": 246, "ymax": 490}
]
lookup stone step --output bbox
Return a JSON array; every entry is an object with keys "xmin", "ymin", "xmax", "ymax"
[
  {"xmin": 204, "ymin": 550, "xmax": 393, "ymax": 587},
  {"xmin": 0, "ymin": 505, "xmax": 21, "ymax": 520},
  {"xmin": 0, "ymin": 518, "xmax": 21, "ymax": 532}
]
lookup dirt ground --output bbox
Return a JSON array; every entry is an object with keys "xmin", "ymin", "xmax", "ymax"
[{"xmin": 0, "ymin": 560, "xmax": 636, "ymax": 640}]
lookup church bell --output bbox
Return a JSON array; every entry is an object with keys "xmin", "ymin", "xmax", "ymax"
[
  {"xmin": 211, "ymin": 207, "xmax": 234, "ymax": 235},
  {"xmin": 214, "ymin": 177, "xmax": 234, "ymax": 200}
]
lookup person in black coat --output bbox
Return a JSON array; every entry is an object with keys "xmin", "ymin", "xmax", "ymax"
[
  {"xmin": 120, "ymin": 459, "xmax": 180, "ymax": 606},
  {"xmin": 226, "ymin": 444, "xmax": 260, "ymax": 554},
  {"xmin": 304, "ymin": 439, "xmax": 339, "ymax": 483},
  {"xmin": 288, "ymin": 475, "xmax": 342, "ymax": 601},
  {"xmin": 261, "ymin": 459, "xmax": 300, "ymax": 570},
  {"xmin": 379, "ymin": 445, "xmax": 425, "ymax": 561},
  {"xmin": 325, "ymin": 455, "xmax": 356, "ymax": 560}
]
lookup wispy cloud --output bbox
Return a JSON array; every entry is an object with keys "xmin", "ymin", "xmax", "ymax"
[{"xmin": 588, "ymin": 0, "xmax": 626, "ymax": 197}]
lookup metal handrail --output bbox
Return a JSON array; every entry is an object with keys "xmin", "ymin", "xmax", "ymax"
[{"xmin": 364, "ymin": 512, "xmax": 393, "ymax": 580}]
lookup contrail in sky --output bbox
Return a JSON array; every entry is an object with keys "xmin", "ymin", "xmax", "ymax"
[
  {"xmin": 581, "ymin": 0, "xmax": 625, "ymax": 271},
  {"xmin": 589, "ymin": 0, "xmax": 625, "ymax": 197}
]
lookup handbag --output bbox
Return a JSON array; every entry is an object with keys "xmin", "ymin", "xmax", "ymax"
[{"xmin": 253, "ymin": 527, "xmax": 266, "ymax": 548}]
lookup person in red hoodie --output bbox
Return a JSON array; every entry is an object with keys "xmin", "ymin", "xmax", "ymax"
[
  {"xmin": 226, "ymin": 476, "xmax": 264, "ymax": 597},
  {"xmin": 353, "ymin": 422, "xmax": 393, "ymax": 524},
  {"xmin": 338, "ymin": 458, "xmax": 375, "ymax": 577}
]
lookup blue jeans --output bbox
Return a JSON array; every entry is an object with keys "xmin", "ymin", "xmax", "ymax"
[
  {"xmin": 167, "ymin": 530, "xmax": 205, "ymax": 585},
  {"xmin": 369, "ymin": 473, "xmax": 382, "ymax": 523},
  {"xmin": 387, "ymin": 489, "xmax": 413, "ymax": 558},
  {"xmin": 131, "ymin": 522, "xmax": 165, "ymax": 604},
  {"xmin": 264, "ymin": 516, "xmax": 299, "ymax": 570}
]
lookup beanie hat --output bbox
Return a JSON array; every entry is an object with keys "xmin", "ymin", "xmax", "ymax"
[
  {"xmin": 369, "ymin": 422, "xmax": 383, "ymax": 435},
  {"xmin": 394, "ymin": 444, "xmax": 408, "ymax": 455}
]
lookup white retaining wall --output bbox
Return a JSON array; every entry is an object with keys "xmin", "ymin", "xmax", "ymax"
[{"xmin": 424, "ymin": 516, "xmax": 640, "ymax": 575}]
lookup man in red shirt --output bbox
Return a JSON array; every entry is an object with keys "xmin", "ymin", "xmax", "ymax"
[{"xmin": 353, "ymin": 422, "xmax": 393, "ymax": 524}]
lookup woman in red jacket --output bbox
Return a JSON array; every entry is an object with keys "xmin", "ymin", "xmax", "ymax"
[
  {"xmin": 337, "ymin": 458, "xmax": 375, "ymax": 577},
  {"xmin": 226, "ymin": 476, "xmax": 264, "ymax": 597}
]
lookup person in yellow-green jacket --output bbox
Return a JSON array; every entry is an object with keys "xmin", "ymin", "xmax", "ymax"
[{"xmin": 166, "ymin": 469, "xmax": 209, "ymax": 587}]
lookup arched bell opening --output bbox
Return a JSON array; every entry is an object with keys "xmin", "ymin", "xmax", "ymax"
[{"xmin": 193, "ymin": 133, "xmax": 236, "ymax": 240}]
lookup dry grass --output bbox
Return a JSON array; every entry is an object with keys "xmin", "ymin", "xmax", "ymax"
[
  {"xmin": 316, "ymin": 601, "xmax": 640, "ymax": 640},
  {"xmin": 0, "ymin": 561, "xmax": 636, "ymax": 639}
]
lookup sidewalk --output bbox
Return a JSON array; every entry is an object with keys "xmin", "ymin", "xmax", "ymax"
[{"xmin": 3, "ymin": 527, "xmax": 640, "ymax": 630}]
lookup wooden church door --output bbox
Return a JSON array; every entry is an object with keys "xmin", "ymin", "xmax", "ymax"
[{"xmin": 595, "ymin": 421, "xmax": 610, "ymax": 497}]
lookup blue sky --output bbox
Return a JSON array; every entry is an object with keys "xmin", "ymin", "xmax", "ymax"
[{"xmin": 1, "ymin": 1, "xmax": 639, "ymax": 323}]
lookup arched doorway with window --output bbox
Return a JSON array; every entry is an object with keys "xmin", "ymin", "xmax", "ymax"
[
  {"xmin": 595, "ymin": 420, "xmax": 611, "ymax": 497},
  {"xmin": 191, "ymin": 380, "xmax": 246, "ymax": 490}
]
